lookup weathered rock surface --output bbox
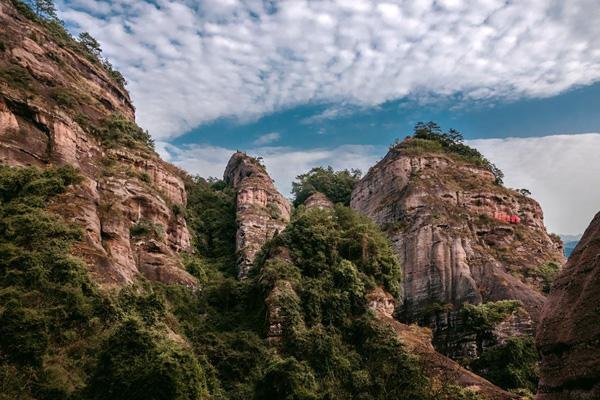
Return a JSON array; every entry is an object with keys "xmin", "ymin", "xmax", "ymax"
[
  {"xmin": 367, "ymin": 288, "xmax": 517, "ymax": 399},
  {"xmin": 351, "ymin": 139, "xmax": 564, "ymax": 356},
  {"xmin": 303, "ymin": 191, "xmax": 334, "ymax": 210},
  {"xmin": 0, "ymin": 0, "xmax": 194, "ymax": 287},
  {"xmin": 224, "ymin": 152, "xmax": 291, "ymax": 278},
  {"xmin": 536, "ymin": 212, "xmax": 600, "ymax": 400}
]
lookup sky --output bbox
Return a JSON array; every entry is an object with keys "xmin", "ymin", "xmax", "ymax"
[{"xmin": 56, "ymin": 0, "xmax": 600, "ymax": 235}]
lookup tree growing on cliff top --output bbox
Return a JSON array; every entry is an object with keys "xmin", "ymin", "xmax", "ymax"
[
  {"xmin": 292, "ymin": 166, "xmax": 362, "ymax": 207},
  {"xmin": 29, "ymin": 0, "xmax": 58, "ymax": 20},
  {"xmin": 410, "ymin": 121, "xmax": 504, "ymax": 184}
]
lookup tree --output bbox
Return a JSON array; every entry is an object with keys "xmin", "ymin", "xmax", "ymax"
[
  {"xmin": 78, "ymin": 32, "xmax": 102, "ymax": 57},
  {"xmin": 32, "ymin": 0, "xmax": 58, "ymax": 20},
  {"xmin": 518, "ymin": 188, "xmax": 531, "ymax": 197},
  {"xmin": 291, "ymin": 166, "xmax": 362, "ymax": 207}
]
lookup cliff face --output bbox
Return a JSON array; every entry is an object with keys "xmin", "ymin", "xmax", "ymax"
[
  {"xmin": 368, "ymin": 287, "xmax": 517, "ymax": 400},
  {"xmin": 536, "ymin": 212, "xmax": 600, "ymax": 400},
  {"xmin": 0, "ymin": 0, "xmax": 194, "ymax": 286},
  {"xmin": 351, "ymin": 140, "xmax": 564, "ymax": 354},
  {"xmin": 224, "ymin": 152, "xmax": 291, "ymax": 278}
]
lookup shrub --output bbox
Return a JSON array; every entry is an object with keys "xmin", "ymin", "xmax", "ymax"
[
  {"xmin": 85, "ymin": 318, "xmax": 208, "ymax": 400},
  {"xmin": 0, "ymin": 64, "xmax": 31, "ymax": 89},
  {"xmin": 254, "ymin": 358, "xmax": 319, "ymax": 400},
  {"xmin": 130, "ymin": 219, "xmax": 164, "ymax": 238},
  {"xmin": 93, "ymin": 113, "xmax": 154, "ymax": 150},
  {"xmin": 292, "ymin": 166, "xmax": 362, "ymax": 206},
  {"xmin": 461, "ymin": 300, "xmax": 521, "ymax": 334},
  {"xmin": 471, "ymin": 337, "xmax": 539, "ymax": 393}
]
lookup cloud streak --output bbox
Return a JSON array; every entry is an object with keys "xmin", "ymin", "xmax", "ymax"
[{"xmin": 58, "ymin": 0, "xmax": 600, "ymax": 139}]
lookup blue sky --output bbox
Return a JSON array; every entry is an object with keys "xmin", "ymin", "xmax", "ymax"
[{"xmin": 57, "ymin": 0, "xmax": 600, "ymax": 234}]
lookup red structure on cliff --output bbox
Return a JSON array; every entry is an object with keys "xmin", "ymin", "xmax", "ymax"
[{"xmin": 493, "ymin": 211, "xmax": 521, "ymax": 224}]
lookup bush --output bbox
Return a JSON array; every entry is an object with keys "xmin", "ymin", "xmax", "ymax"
[
  {"xmin": 91, "ymin": 113, "xmax": 154, "ymax": 150},
  {"xmin": 254, "ymin": 358, "xmax": 319, "ymax": 400},
  {"xmin": 85, "ymin": 318, "xmax": 208, "ymax": 400},
  {"xmin": 393, "ymin": 122, "xmax": 504, "ymax": 184},
  {"xmin": 461, "ymin": 300, "xmax": 521, "ymax": 334},
  {"xmin": 292, "ymin": 166, "xmax": 361, "ymax": 206},
  {"xmin": 0, "ymin": 64, "xmax": 31, "ymax": 89},
  {"xmin": 471, "ymin": 337, "xmax": 539, "ymax": 393}
]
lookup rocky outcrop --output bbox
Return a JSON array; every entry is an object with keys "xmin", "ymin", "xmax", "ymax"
[
  {"xmin": 224, "ymin": 152, "xmax": 291, "ymax": 278},
  {"xmin": 536, "ymin": 212, "xmax": 600, "ymax": 400},
  {"xmin": 0, "ymin": 0, "xmax": 194, "ymax": 287},
  {"xmin": 351, "ymin": 139, "xmax": 564, "ymax": 357},
  {"xmin": 367, "ymin": 288, "xmax": 517, "ymax": 399},
  {"xmin": 303, "ymin": 191, "xmax": 334, "ymax": 210}
]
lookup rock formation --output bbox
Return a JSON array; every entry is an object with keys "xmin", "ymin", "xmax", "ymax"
[
  {"xmin": 224, "ymin": 152, "xmax": 291, "ymax": 278},
  {"xmin": 351, "ymin": 138, "xmax": 564, "ymax": 356},
  {"xmin": 0, "ymin": 0, "xmax": 194, "ymax": 286},
  {"xmin": 367, "ymin": 288, "xmax": 517, "ymax": 399},
  {"xmin": 536, "ymin": 211, "xmax": 600, "ymax": 400},
  {"xmin": 303, "ymin": 191, "xmax": 334, "ymax": 210}
]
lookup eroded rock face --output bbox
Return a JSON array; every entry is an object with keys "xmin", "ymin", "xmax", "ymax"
[
  {"xmin": 224, "ymin": 152, "xmax": 291, "ymax": 278},
  {"xmin": 351, "ymin": 140, "xmax": 564, "ymax": 355},
  {"xmin": 0, "ymin": 0, "xmax": 194, "ymax": 287},
  {"xmin": 303, "ymin": 192, "xmax": 334, "ymax": 210},
  {"xmin": 536, "ymin": 212, "xmax": 600, "ymax": 400},
  {"xmin": 367, "ymin": 288, "xmax": 517, "ymax": 400}
]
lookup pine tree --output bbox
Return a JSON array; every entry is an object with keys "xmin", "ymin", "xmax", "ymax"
[
  {"xmin": 78, "ymin": 32, "xmax": 102, "ymax": 57},
  {"xmin": 32, "ymin": 0, "xmax": 58, "ymax": 20}
]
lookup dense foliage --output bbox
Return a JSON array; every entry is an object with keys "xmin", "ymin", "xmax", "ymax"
[
  {"xmin": 291, "ymin": 166, "xmax": 362, "ymax": 207},
  {"xmin": 394, "ymin": 122, "xmax": 504, "ymax": 184},
  {"xmin": 471, "ymin": 337, "xmax": 539, "ymax": 394},
  {"xmin": 0, "ymin": 166, "xmax": 208, "ymax": 400}
]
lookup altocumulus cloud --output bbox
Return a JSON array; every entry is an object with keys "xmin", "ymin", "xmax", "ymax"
[
  {"xmin": 58, "ymin": 0, "xmax": 600, "ymax": 140},
  {"xmin": 160, "ymin": 133, "xmax": 600, "ymax": 235}
]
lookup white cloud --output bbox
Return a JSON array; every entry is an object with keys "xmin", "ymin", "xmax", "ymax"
[
  {"xmin": 469, "ymin": 133, "xmax": 600, "ymax": 235},
  {"xmin": 253, "ymin": 132, "xmax": 280, "ymax": 146},
  {"xmin": 160, "ymin": 133, "xmax": 600, "ymax": 235},
  {"xmin": 58, "ymin": 0, "xmax": 600, "ymax": 139}
]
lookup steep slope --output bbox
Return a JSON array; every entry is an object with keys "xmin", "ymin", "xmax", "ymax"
[
  {"xmin": 536, "ymin": 212, "xmax": 600, "ymax": 400},
  {"xmin": 351, "ymin": 137, "xmax": 564, "ymax": 358},
  {"xmin": 224, "ymin": 151, "xmax": 291, "ymax": 278},
  {"xmin": 0, "ymin": 0, "xmax": 194, "ymax": 286}
]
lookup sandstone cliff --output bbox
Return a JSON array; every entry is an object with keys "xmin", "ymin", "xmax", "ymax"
[
  {"xmin": 351, "ymin": 138, "xmax": 564, "ymax": 355},
  {"xmin": 0, "ymin": 0, "xmax": 194, "ymax": 286},
  {"xmin": 367, "ymin": 287, "xmax": 517, "ymax": 399},
  {"xmin": 536, "ymin": 211, "xmax": 600, "ymax": 400},
  {"xmin": 224, "ymin": 151, "xmax": 291, "ymax": 278}
]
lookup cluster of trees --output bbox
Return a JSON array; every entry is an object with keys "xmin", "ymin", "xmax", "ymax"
[
  {"xmin": 399, "ymin": 122, "xmax": 505, "ymax": 184},
  {"xmin": 291, "ymin": 166, "xmax": 362, "ymax": 207}
]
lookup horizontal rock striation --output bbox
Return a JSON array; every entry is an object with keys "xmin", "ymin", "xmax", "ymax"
[
  {"xmin": 536, "ymin": 212, "xmax": 600, "ymax": 400},
  {"xmin": 224, "ymin": 152, "xmax": 291, "ymax": 278},
  {"xmin": 0, "ymin": 0, "xmax": 194, "ymax": 287}
]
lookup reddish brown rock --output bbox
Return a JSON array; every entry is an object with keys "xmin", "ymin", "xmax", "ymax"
[
  {"xmin": 0, "ymin": 0, "xmax": 195, "ymax": 287},
  {"xmin": 224, "ymin": 152, "xmax": 291, "ymax": 278},
  {"xmin": 303, "ymin": 191, "xmax": 334, "ymax": 210},
  {"xmin": 351, "ymin": 140, "xmax": 564, "ymax": 323},
  {"xmin": 367, "ymin": 288, "xmax": 517, "ymax": 400},
  {"xmin": 536, "ymin": 212, "xmax": 600, "ymax": 400}
]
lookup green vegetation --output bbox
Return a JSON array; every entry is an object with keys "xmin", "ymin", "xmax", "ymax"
[
  {"xmin": 130, "ymin": 219, "xmax": 165, "ymax": 239},
  {"xmin": 291, "ymin": 166, "xmax": 362, "ymax": 207},
  {"xmin": 12, "ymin": 0, "xmax": 127, "ymax": 88},
  {"xmin": 0, "ymin": 166, "xmax": 209, "ymax": 399},
  {"xmin": 0, "ymin": 64, "xmax": 31, "ymax": 89},
  {"xmin": 91, "ymin": 113, "xmax": 154, "ymax": 150},
  {"xmin": 394, "ymin": 122, "xmax": 504, "ymax": 184},
  {"xmin": 525, "ymin": 261, "xmax": 561, "ymax": 293},
  {"xmin": 471, "ymin": 337, "xmax": 539, "ymax": 393},
  {"xmin": 461, "ymin": 300, "xmax": 521, "ymax": 334}
]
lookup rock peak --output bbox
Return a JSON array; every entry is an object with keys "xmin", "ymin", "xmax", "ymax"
[
  {"xmin": 224, "ymin": 152, "xmax": 291, "ymax": 278},
  {"xmin": 351, "ymin": 143, "xmax": 564, "ymax": 360}
]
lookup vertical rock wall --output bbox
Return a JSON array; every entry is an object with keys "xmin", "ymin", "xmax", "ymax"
[
  {"xmin": 224, "ymin": 152, "xmax": 291, "ymax": 278},
  {"xmin": 536, "ymin": 212, "xmax": 600, "ymax": 400}
]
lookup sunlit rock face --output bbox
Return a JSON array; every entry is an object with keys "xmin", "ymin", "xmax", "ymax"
[
  {"xmin": 0, "ymin": 0, "xmax": 195, "ymax": 287},
  {"xmin": 536, "ymin": 211, "xmax": 600, "ymax": 400},
  {"xmin": 351, "ymin": 139, "xmax": 564, "ymax": 357},
  {"xmin": 224, "ymin": 152, "xmax": 291, "ymax": 278}
]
